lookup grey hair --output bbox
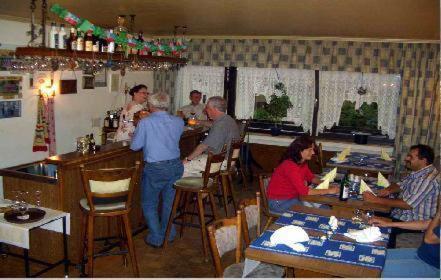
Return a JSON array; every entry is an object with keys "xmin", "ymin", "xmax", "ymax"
[
  {"xmin": 207, "ymin": 96, "xmax": 226, "ymax": 112},
  {"xmin": 148, "ymin": 92, "xmax": 170, "ymax": 110}
]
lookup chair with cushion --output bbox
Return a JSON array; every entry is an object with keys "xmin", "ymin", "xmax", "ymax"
[
  {"xmin": 79, "ymin": 162, "xmax": 141, "ymax": 277},
  {"xmin": 163, "ymin": 149, "xmax": 226, "ymax": 261},
  {"xmin": 258, "ymin": 173, "xmax": 281, "ymax": 232},
  {"xmin": 238, "ymin": 192, "xmax": 262, "ymax": 246},
  {"xmin": 207, "ymin": 210, "xmax": 285, "ymax": 278}
]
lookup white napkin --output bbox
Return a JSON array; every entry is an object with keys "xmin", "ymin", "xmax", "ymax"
[
  {"xmin": 377, "ymin": 172, "xmax": 390, "ymax": 188},
  {"xmin": 329, "ymin": 216, "xmax": 338, "ymax": 231},
  {"xmin": 359, "ymin": 179, "xmax": 376, "ymax": 195},
  {"xmin": 381, "ymin": 149, "xmax": 392, "ymax": 161},
  {"xmin": 316, "ymin": 178, "xmax": 330, "ymax": 190},
  {"xmin": 322, "ymin": 167, "xmax": 337, "ymax": 182},
  {"xmin": 344, "ymin": 226, "xmax": 383, "ymax": 243},
  {"xmin": 270, "ymin": 225, "xmax": 309, "ymax": 252}
]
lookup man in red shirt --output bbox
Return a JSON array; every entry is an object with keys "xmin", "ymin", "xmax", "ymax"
[{"xmin": 267, "ymin": 135, "xmax": 339, "ymax": 213}]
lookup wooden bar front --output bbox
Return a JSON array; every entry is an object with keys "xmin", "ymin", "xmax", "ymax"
[{"xmin": 0, "ymin": 128, "xmax": 206, "ymax": 264}]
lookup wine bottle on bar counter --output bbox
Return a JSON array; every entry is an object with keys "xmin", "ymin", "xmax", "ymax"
[
  {"xmin": 104, "ymin": 111, "xmax": 110, "ymax": 128},
  {"xmin": 89, "ymin": 133, "xmax": 96, "ymax": 153},
  {"xmin": 112, "ymin": 112, "xmax": 119, "ymax": 128}
]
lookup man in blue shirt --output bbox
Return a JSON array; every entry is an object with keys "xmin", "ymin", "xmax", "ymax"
[{"xmin": 131, "ymin": 92, "xmax": 184, "ymax": 248}]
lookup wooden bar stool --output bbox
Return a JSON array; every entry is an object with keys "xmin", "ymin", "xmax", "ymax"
[
  {"xmin": 79, "ymin": 162, "xmax": 141, "ymax": 277},
  {"xmin": 219, "ymin": 138, "xmax": 246, "ymax": 216},
  {"xmin": 163, "ymin": 149, "xmax": 226, "ymax": 261}
]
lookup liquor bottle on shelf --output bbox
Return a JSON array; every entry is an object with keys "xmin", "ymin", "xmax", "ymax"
[
  {"xmin": 104, "ymin": 111, "xmax": 110, "ymax": 128},
  {"xmin": 339, "ymin": 171, "xmax": 350, "ymax": 201},
  {"xmin": 137, "ymin": 31, "xmax": 146, "ymax": 55},
  {"xmin": 112, "ymin": 114, "xmax": 119, "ymax": 128},
  {"xmin": 58, "ymin": 24, "xmax": 67, "ymax": 49},
  {"xmin": 49, "ymin": 22, "xmax": 58, "ymax": 49},
  {"xmin": 76, "ymin": 31, "xmax": 84, "ymax": 51},
  {"xmin": 92, "ymin": 34, "xmax": 100, "ymax": 52},
  {"xmin": 100, "ymin": 36, "xmax": 108, "ymax": 53},
  {"xmin": 88, "ymin": 133, "xmax": 96, "ymax": 153},
  {"xmin": 107, "ymin": 29, "xmax": 115, "ymax": 53},
  {"xmin": 68, "ymin": 28, "xmax": 77, "ymax": 51},
  {"xmin": 85, "ymin": 31, "xmax": 93, "ymax": 52}
]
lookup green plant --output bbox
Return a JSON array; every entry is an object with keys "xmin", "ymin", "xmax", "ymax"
[{"xmin": 253, "ymin": 82, "xmax": 293, "ymax": 123}]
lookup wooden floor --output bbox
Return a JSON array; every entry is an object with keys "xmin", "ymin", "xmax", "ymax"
[{"xmin": 0, "ymin": 176, "xmax": 420, "ymax": 278}]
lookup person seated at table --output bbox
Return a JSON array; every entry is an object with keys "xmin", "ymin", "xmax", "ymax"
[
  {"xmin": 363, "ymin": 144, "xmax": 439, "ymax": 246},
  {"xmin": 183, "ymin": 96, "xmax": 240, "ymax": 177},
  {"xmin": 266, "ymin": 136, "xmax": 339, "ymax": 214},
  {"xmin": 369, "ymin": 200, "xmax": 440, "ymax": 278},
  {"xmin": 177, "ymin": 90, "xmax": 208, "ymax": 121}
]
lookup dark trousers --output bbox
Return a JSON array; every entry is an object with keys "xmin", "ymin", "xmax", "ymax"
[{"xmin": 388, "ymin": 217, "xmax": 423, "ymax": 248}]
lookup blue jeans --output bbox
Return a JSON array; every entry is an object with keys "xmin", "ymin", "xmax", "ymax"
[
  {"xmin": 268, "ymin": 198, "xmax": 303, "ymax": 214},
  {"xmin": 381, "ymin": 248, "xmax": 440, "ymax": 278},
  {"xmin": 141, "ymin": 158, "xmax": 183, "ymax": 246}
]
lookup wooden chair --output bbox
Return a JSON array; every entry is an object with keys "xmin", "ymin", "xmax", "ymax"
[
  {"xmin": 207, "ymin": 210, "xmax": 285, "ymax": 278},
  {"xmin": 316, "ymin": 142, "xmax": 325, "ymax": 173},
  {"xmin": 219, "ymin": 138, "xmax": 247, "ymax": 216},
  {"xmin": 79, "ymin": 162, "xmax": 141, "ymax": 277},
  {"xmin": 163, "ymin": 149, "xmax": 226, "ymax": 261},
  {"xmin": 238, "ymin": 192, "xmax": 262, "ymax": 246},
  {"xmin": 257, "ymin": 173, "xmax": 281, "ymax": 232}
]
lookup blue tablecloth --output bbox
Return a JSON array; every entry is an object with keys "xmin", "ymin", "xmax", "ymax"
[
  {"xmin": 250, "ymin": 230, "xmax": 387, "ymax": 270},
  {"xmin": 275, "ymin": 211, "xmax": 391, "ymax": 243},
  {"xmin": 328, "ymin": 152, "xmax": 394, "ymax": 173}
]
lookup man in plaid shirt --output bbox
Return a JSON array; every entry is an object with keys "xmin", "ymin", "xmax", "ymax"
[{"xmin": 363, "ymin": 144, "xmax": 439, "ymax": 247}]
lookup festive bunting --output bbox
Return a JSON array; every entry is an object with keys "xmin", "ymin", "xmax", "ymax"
[{"xmin": 50, "ymin": 3, "xmax": 188, "ymax": 57}]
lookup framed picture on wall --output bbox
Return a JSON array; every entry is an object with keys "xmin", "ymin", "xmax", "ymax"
[
  {"xmin": 83, "ymin": 75, "xmax": 95, "ymax": 89},
  {"xmin": 0, "ymin": 100, "xmax": 21, "ymax": 119},
  {"xmin": 94, "ymin": 69, "xmax": 107, "ymax": 87},
  {"xmin": 0, "ymin": 76, "xmax": 22, "ymax": 99},
  {"xmin": 60, "ymin": 79, "xmax": 77, "ymax": 94}
]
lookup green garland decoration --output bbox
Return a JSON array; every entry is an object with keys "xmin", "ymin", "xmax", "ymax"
[{"xmin": 50, "ymin": 3, "xmax": 188, "ymax": 56}]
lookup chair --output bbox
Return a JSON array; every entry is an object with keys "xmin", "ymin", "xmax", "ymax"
[
  {"xmin": 316, "ymin": 142, "xmax": 325, "ymax": 173},
  {"xmin": 163, "ymin": 149, "xmax": 226, "ymax": 261},
  {"xmin": 79, "ymin": 162, "xmax": 141, "ymax": 277},
  {"xmin": 219, "ymin": 138, "xmax": 247, "ymax": 216},
  {"xmin": 238, "ymin": 192, "xmax": 262, "ymax": 246},
  {"xmin": 258, "ymin": 173, "xmax": 281, "ymax": 232},
  {"xmin": 207, "ymin": 210, "xmax": 285, "ymax": 278}
]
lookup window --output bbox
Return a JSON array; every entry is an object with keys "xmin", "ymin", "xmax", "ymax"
[{"xmin": 339, "ymin": 100, "xmax": 378, "ymax": 132}]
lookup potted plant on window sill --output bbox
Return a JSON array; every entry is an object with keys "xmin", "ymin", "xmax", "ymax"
[{"xmin": 253, "ymin": 82, "xmax": 293, "ymax": 136}]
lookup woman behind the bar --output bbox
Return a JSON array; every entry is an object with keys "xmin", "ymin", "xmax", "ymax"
[
  {"xmin": 267, "ymin": 135, "xmax": 339, "ymax": 214},
  {"xmin": 115, "ymin": 84, "xmax": 149, "ymax": 142}
]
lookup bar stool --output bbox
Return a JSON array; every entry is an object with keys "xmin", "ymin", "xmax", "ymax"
[
  {"xmin": 79, "ymin": 162, "xmax": 141, "ymax": 277},
  {"xmin": 163, "ymin": 149, "xmax": 226, "ymax": 260},
  {"xmin": 219, "ymin": 138, "xmax": 246, "ymax": 216}
]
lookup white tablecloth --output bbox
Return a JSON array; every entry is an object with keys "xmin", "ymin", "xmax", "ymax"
[{"xmin": 0, "ymin": 199, "xmax": 70, "ymax": 249}]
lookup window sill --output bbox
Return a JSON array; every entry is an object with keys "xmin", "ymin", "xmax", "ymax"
[{"xmin": 244, "ymin": 132, "xmax": 394, "ymax": 154}]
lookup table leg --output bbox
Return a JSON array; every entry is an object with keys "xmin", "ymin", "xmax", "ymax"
[
  {"xmin": 24, "ymin": 248, "xmax": 30, "ymax": 277},
  {"xmin": 62, "ymin": 216, "xmax": 69, "ymax": 277}
]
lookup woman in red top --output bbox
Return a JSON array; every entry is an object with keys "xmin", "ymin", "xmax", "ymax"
[{"xmin": 267, "ymin": 135, "xmax": 339, "ymax": 214}]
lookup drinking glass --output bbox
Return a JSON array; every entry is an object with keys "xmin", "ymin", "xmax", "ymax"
[
  {"xmin": 363, "ymin": 210, "xmax": 374, "ymax": 225},
  {"xmin": 352, "ymin": 209, "xmax": 362, "ymax": 224},
  {"xmin": 35, "ymin": 190, "xmax": 42, "ymax": 208}
]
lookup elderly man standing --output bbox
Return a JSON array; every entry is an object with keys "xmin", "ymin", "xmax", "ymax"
[
  {"xmin": 131, "ymin": 92, "xmax": 184, "ymax": 248},
  {"xmin": 363, "ymin": 144, "xmax": 439, "ymax": 247},
  {"xmin": 183, "ymin": 96, "xmax": 240, "ymax": 176}
]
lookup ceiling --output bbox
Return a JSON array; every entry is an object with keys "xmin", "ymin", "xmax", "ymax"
[{"xmin": 0, "ymin": 0, "xmax": 439, "ymax": 40}]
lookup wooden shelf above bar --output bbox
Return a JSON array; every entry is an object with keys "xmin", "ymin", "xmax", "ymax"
[{"xmin": 15, "ymin": 47, "xmax": 187, "ymax": 64}]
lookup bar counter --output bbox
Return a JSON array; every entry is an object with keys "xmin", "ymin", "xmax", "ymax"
[{"xmin": 0, "ymin": 127, "xmax": 206, "ymax": 264}]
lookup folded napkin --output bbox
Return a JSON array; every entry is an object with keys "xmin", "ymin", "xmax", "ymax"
[
  {"xmin": 344, "ymin": 226, "xmax": 383, "ymax": 243},
  {"xmin": 359, "ymin": 179, "xmax": 376, "ymax": 195},
  {"xmin": 270, "ymin": 225, "xmax": 309, "ymax": 252},
  {"xmin": 381, "ymin": 149, "xmax": 392, "ymax": 161},
  {"xmin": 322, "ymin": 167, "xmax": 337, "ymax": 182},
  {"xmin": 329, "ymin": 216, "xmax": 338, "ymax": 231},
  {"xmin": 337, "ymin": 148, "xmax": 351, "ymax": 161},
  {"xmin": 316, "ymin": 178, "xmax": 330, "ymax": 190},
  {"xmin": 377, "ymin": 172, "xmax": 390, "ymax": 188}
]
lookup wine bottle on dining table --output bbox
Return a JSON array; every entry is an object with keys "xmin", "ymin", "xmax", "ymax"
[{"xmin": 339, "ymin": 171, "xmax": 350, "ymax": 201}]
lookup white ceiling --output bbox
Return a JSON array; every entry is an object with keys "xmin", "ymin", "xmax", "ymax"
[{"xmin": 0, "ymin": 0, "xmax": 439, "ymax": 40}]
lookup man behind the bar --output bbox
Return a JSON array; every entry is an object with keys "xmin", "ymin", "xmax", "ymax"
[
  {"xmin": 363, "ymin": 144, "xmax": 439, "ymax": 247},
  {"xmin": 177, "ymin": 90, "xmax": 207, "ymax": 120},
  {"xmin": 182, "ymin": 96, "xmax": 240, "ymax": 176},
  {"xmin": 131, "ymin": 92, "xmax": 184, "ymax": 248}
]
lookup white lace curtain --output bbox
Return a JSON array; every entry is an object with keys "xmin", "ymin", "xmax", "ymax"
[
  {"xmin": 318, "ymin": 71, "xmax": 400, "ymax": 138},
  {"xmin": 174, "ymin": 65, "xmax": 225, "ymax": 112},
  {"xmin": 235, "ymin": 67, "xmax": 315, "ymax": 133}
]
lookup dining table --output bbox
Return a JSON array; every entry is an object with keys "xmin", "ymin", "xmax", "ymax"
[
  {"xmin": 326, "ymin": 152, "xmax": 395, "ymax": 176},
  {"xmin": 244, "ymin": 205, "xmax": 391, "ymax": 278}
]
